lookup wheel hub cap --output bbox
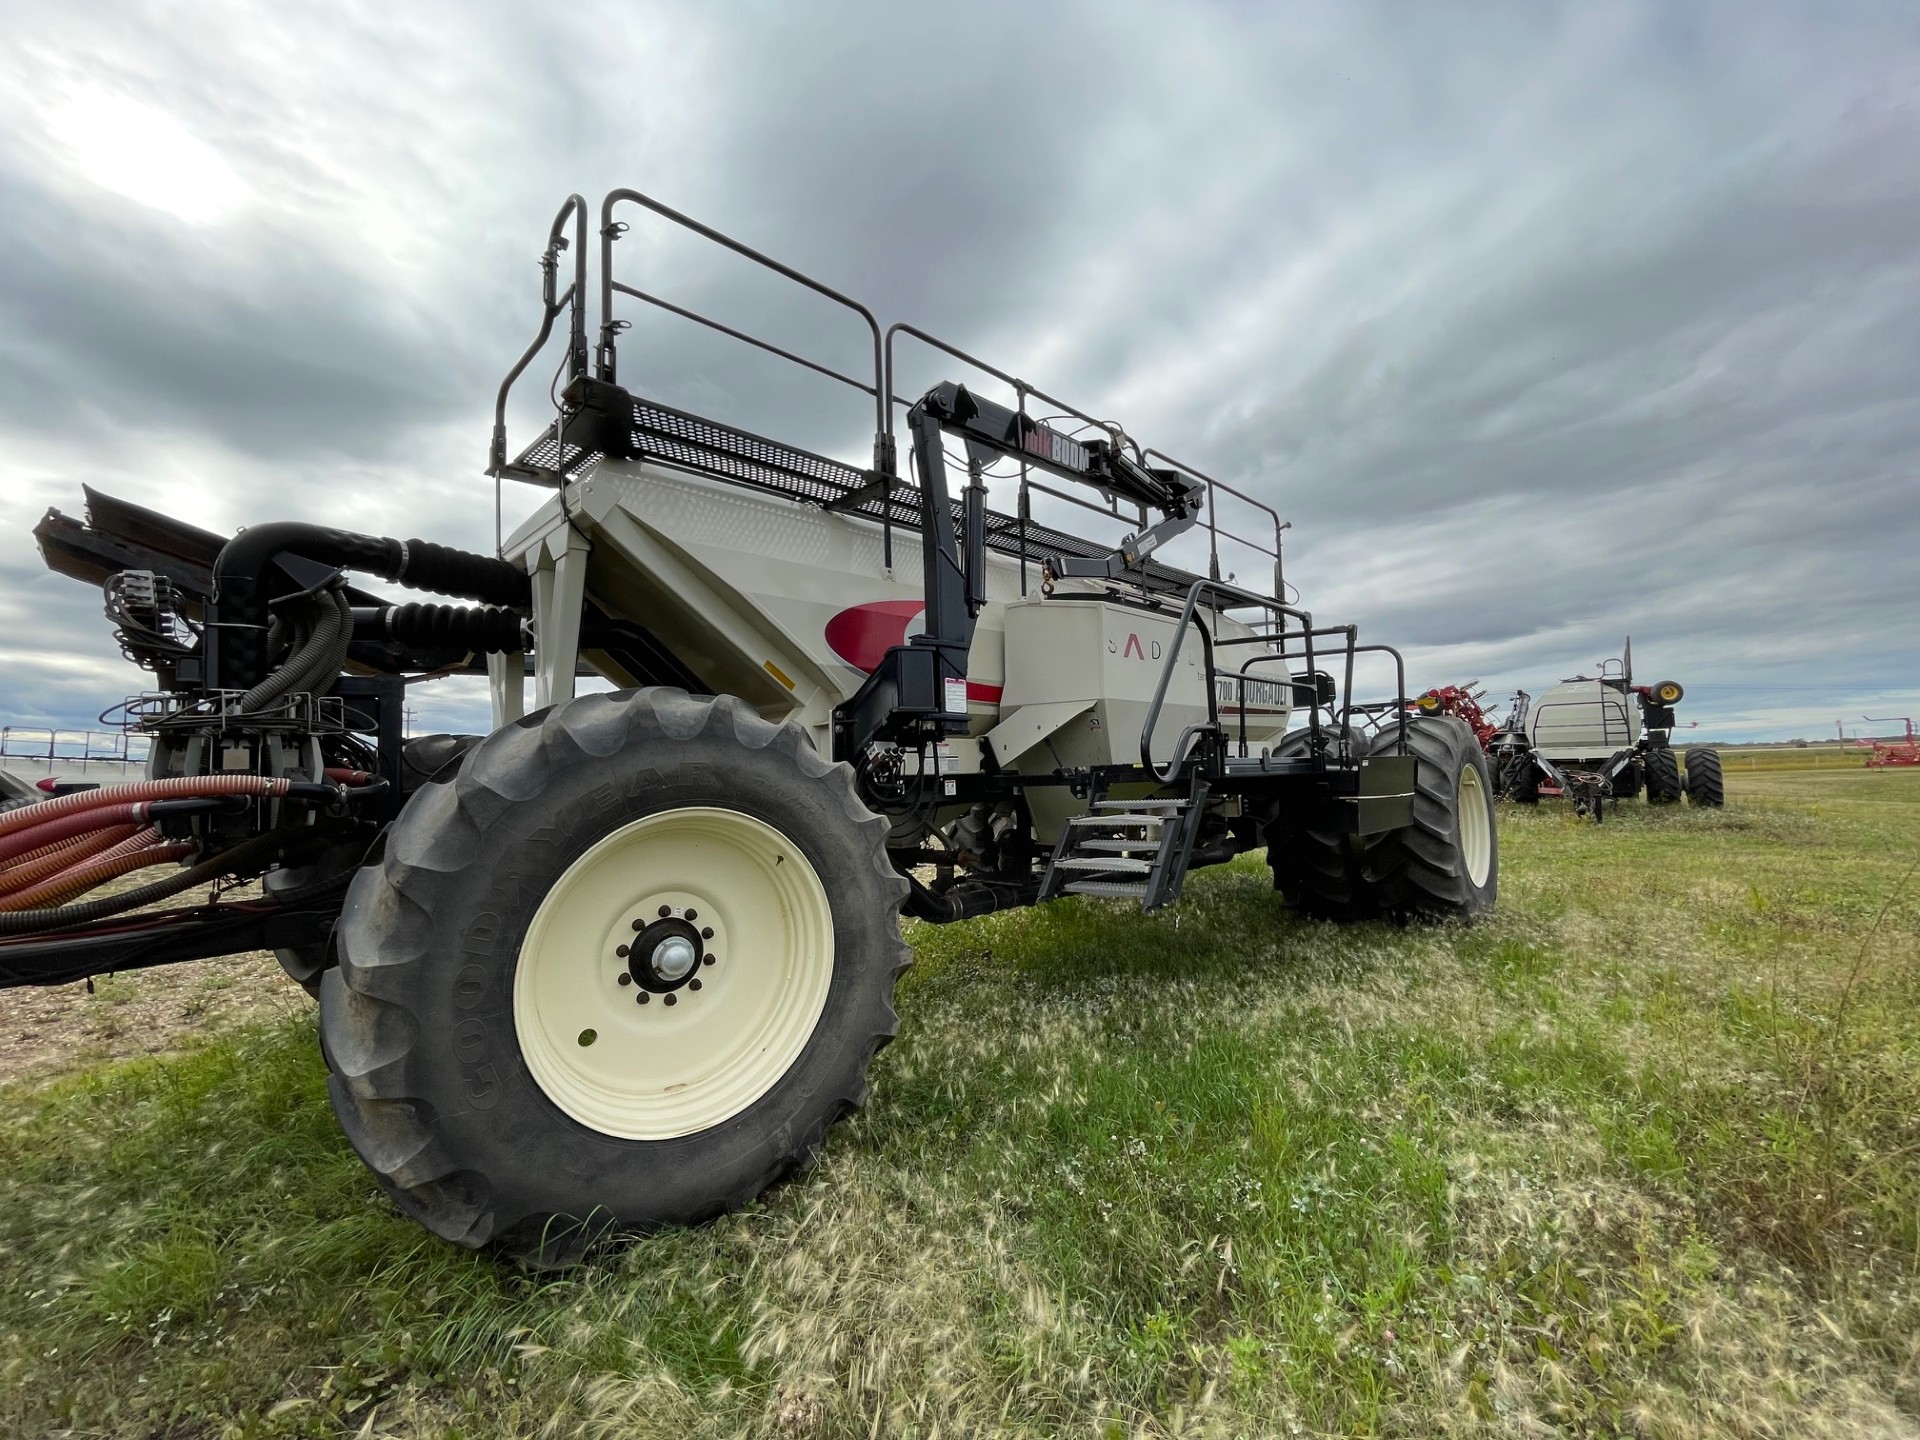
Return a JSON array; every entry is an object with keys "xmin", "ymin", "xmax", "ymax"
[{"xmin": 629, "ymin": 919, "xmax": 703, "ymax": 991}]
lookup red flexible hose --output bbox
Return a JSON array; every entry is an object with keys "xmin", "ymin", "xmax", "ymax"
[
  {"xmin": 0, "ymin": 804, "xmax": 147, "ymax": 868},
  {"xmin": 0, "ymin": 776, "xmax": 291, "ymax": 842},
  {"xmin": 323, "ymin": 768, "xmax": 374, "ymax": 786},
  {"xmin": 0, "ymin": 838, "xmax": 193, "ymax": 912},
  {"xmin": 0, "ymin": 825, "xmax": 142, "ymax": 897},
  {"xmin": 0, "ymin": 818, "xmax": 135, "ymax": 873}
]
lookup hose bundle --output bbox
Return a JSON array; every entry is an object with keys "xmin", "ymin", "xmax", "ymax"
[
  {"xmin": 238, "ymin": 581, "xmax": 354, "ymax": 714},
  {"xmin": 0, "ymin": 776, "xmax": 292, "ymax": 843}
]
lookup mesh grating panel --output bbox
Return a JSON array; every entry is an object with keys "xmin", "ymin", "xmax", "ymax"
[{"xmin": 512, "ymin": 394, "xmax": 1203, "ymax": 595}]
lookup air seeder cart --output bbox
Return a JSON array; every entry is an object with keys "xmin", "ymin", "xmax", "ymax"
[
  {"xmin": 1418, "ymin": 644, "xmax": 1722, "ymax": 820},
  {"xmin": 10, "ymin": 190, "xmax": 1496, "ymax": 1259}
]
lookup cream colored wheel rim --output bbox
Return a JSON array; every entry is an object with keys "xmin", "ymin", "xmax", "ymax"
[
  {"xmin": 513, "ymin": 807, "xmax": 835, "ymax": 1140},
  {"xmin": 1457, "ymin": 764, "xmax": 1493, "ymax": 888}
]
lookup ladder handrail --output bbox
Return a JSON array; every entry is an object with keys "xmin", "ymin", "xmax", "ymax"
[{"xmin": 1140, "ymin": 578, "xmax": 1312, "ymax": 783}]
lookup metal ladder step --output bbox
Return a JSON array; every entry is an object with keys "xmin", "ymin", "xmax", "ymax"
[
  {"xmin": 1092, "ymin": 798, "xmax": 1185, "ymax": 812},
  {"xmin": 1054, "ymin": 855, "xmax": 1152, "ymax": 873},
  {"xmin": 1067, "ymin": 812, "xmax": 1166, "ymax": 828},
  {"xmin": 1063, "ymin": 879, "xmax": 1151, "ymax": 898},
  {"xmin": 1075, "ymin": 837, "xmax": 1161, "ymax": 854}
]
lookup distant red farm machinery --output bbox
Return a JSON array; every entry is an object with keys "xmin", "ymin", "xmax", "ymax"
[{"xmin": 1864, "ymin": 717, "xmax": 1920, "ymax": 769}]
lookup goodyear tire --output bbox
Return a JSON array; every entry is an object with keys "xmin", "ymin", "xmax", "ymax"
[
  {"xmin": 1266, "ymin": 727, "xmax": 1377, "ymax": 921},
  {"xmin": 1683, "ymin": 746, "xmax": 1725, "ymax": 807},
  {"xmin": 1644, "ymin": 746, "xmax": 1682, "ymax": 805},
  {"xmin": 320, "ymin": 689, "xmax": 910, "ymax": 1263},
  {"xmin": 1364, "ymin": 715, "xmax": 1497, "ymax": 921}
]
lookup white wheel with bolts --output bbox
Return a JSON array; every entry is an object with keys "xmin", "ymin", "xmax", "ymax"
[{"xmin": 513, "ymin": 807, "xmax": 835, "ymax": 1140}]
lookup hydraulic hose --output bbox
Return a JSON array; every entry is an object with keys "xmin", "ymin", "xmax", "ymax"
[
  {"xmin": 0, "ymin": 777, "xmax": 295, "ymax": 842},
  {"xmin": 0, "ymin": 825, "xmax": 142, "ymax": 898},
  {"xmin": 0, "ymin": 838, "xmax": 194, "ymax": 912},
  {"xmin": 209, "ymin": 523, "xmax": 530, "ymax": 689},
  {"xmin": 0, "ymin": 830, "xmax": 288, "ymax": 935}
]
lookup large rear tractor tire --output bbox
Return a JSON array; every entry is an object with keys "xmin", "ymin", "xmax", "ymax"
[
  {"xmin": 321, "ymin": 689, "xmax": 910, "ymax": 1263},
  {"xmin": 1644, "ymin": 746, "xmax": 1682, "ymax": 805},
  {"xmin": 1267, "ymin": 727, "xmax": 1377, "ymax": 921},
  {"xmin": 1363, "ymin": 715, "xmax": 1498, "ymax": 921},
  {"xmin": 1683, "ymin": 746, "xmax": 1725, "ymax": 807}
]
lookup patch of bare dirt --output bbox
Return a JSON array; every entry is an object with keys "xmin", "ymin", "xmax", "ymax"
[{"xmin": 0, "ymin": 951, "xmax": 309, "ymax": 1089}]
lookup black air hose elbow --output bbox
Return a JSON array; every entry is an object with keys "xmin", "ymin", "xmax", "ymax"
[{"xmin": 207, "ymin": 523, "xmax": 532, "ymax": 689}]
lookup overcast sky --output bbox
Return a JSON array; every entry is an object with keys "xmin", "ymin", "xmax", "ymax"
[{"xmin": 1, "ymin": 1, "xmax": 1915, "ymax": 744}]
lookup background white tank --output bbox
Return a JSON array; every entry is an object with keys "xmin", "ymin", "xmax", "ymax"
[{"xmin": 1526, "ymin": 669, "xmax": 1639, "ymax": 761}]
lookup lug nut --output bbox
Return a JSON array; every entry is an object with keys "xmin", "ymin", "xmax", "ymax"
[
  {"xmin": 701, "ymin": 926, "xmax": 713, "ymax": 939},
  {"xmin": 617, "ymin": 973, "xmax": 632, "ymax": 986},
  {"xmin": 688, "ymin": 978, "xmax": 702, "ymax": 991},
  {"xmin": 636, "ymin": 992, "xmax": 650, "ymax": 1005},
  {"xmin": 631, "ymin": 918, "xmax": 645, "ymax": 933},
  {"xmin": 657, "ymin": 905, "xmax": 672, "ymax": 918},
  {"xmin": 663, "ymin": 993, "xmax": 677, "ymax": 1007},
  {"xmin": 684, "ymin": 908, "xmax": 698, "ymax": 922},
  {"xmin": 703, "ymin": 954, "xmax": 716, "ymax": 967},
  {"xmin": 616, "ymin": 944, "xmax": 630, "ymax": 958}
]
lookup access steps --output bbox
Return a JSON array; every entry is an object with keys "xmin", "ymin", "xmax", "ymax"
[{"xmin": 1038, "ymin": 791, "xmax": 1209, "ymax": 913}]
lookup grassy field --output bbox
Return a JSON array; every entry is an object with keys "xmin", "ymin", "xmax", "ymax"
[{"xmin": 1, "ymin": 768, "xmax": 1917, "ymax": 1438}]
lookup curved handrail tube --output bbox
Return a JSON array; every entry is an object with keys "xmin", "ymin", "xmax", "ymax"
[
  {"xmin": 1140, "ymin": 578, "xmax": 1284, "ymax": 782},
  {"xmin": 597, "ymin": 189, "xmax": 887, "ymax": 459},
  {"xmin": 489, "ymin": 194, "xmax": 589, "ymax": 478}
]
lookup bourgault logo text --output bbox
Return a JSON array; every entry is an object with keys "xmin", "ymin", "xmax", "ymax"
[{"xmin": 1111, "ymin": 633, "xmax": 1162, "ymax": 661}]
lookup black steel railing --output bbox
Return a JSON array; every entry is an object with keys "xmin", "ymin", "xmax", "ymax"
[
  {"xmin": 1139, "ymin": 579, "xmax": 1409, "ymax": 784},
  {"xmin": 489, "ymin": 189, "xmax": 1293, "ymax": 605}
]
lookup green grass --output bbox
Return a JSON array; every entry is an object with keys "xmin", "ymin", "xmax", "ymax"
[
  {"xmin": 1713, "ymin": 744, "xmax": 1875, "ymax": 773},
  {"xmin": 2, "ymin": 770, "xmax": 1917, "ymax": 1437}
]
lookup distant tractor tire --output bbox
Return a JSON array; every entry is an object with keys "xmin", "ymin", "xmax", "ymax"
[
  {"xmin": 1363, "ymin": 715, "xmax": 1498, "ymax": 921},
  {"xmin": 1498, "ymin": 748, "xmax": 1540, "ymax": 805},
  {"xmin": 1267, "ymin": 727, "xmax": 1376, "ymax": 921},
  {"xmin": 321, "ymin": 689, "xmax": 910, "ymax": 1263},
  {"xmin": 1644, "ymin": 746, "xmax": 1682, "ymax": 805},
  {"xmin": 1608, "ymin": 753, "xmax": 1643, "ymax": 800},
  {"xmin": 1684, "ymin": 746, "xmax": 1725, "ymax": 807}
]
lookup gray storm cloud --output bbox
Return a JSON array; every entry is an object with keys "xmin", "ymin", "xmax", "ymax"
[{"xmin": 0, "ymin": 0, "xmax": 1914, "ymax": 742}]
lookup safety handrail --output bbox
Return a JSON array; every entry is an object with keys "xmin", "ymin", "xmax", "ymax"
[
  {"xmin": 488, "ymin": 193, "xmax": 589, "ymax": 481},
  {"xmin": 488, "ymin": 193, "xmax": 589, "ymax": 552},
  {"xmin": 1140, "ymin": 578, "xmax": 1308, "ymax": 783},
  {"xmin": 597, "ymin": 189, "xmax": 889, "ymax": 476},
  {"xmin": 882, "ymin": 323, "xmax": 1136, "ymax": 462},
  {"xmin": 1143, "ymin": 448, "xmax": 1289, "ymax": 601},
  {"xmin": 1233, "ymin": 641, "xmax": 1409, "ymax": 757},
  {"xmin": 611, "ymin": 283, "xmax": 892, "ymax": 400}
]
